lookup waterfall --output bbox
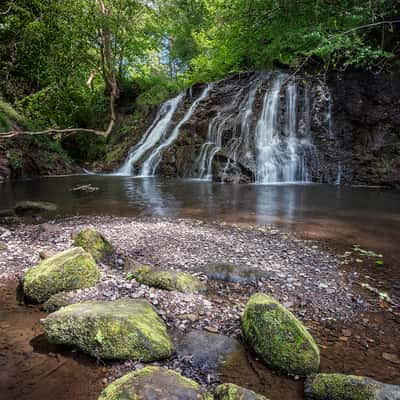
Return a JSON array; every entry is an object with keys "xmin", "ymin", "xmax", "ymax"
[
  {"xmin": 117, "ymin": 94, "xmax": 184, "ymax": 175},
  {"xmin": 140, "ymin": 84, "xmax": 213, "ymax": 176},
  {"xmin": 193, "ymin": 113, "xmax": 227, "ymax": 179},
  {"xmin": 116, "ymin": 72, "xmax": 330, "ymax": 184},
  {"xmin": 255, "ymin": 75, "xmax": 315, "ymax": 184}
]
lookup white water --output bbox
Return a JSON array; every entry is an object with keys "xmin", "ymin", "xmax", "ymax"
[
  {"xmin": 140, "ymin": 84, "xmax": 213, "ymax": 176},
  {"xmin": 117, "ymin": 94, "xmax": 184, "ymax": 175},
  {"xmin": 255, "ymin": 75, "xmax": 315, "ymax": 184}
]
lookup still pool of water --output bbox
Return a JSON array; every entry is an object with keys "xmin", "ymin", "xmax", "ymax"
[{"xmin": 1, "ymin": 175, "xmax": 400, "ymax": 259}]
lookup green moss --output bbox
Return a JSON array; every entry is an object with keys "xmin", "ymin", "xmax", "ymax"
[
  {"xmin": 73, "ymin": 228, "xmax": 114, "ymax": 262},
  {"xmin": 98, "ymin": 366, "xmax": 213, "ymax": 400},
  {"xmin": 214, "ymin": 383, "xmax": 268, "ymax": 400},
  {"xmin": 242, "ymin": 293, "xmax": 320, "ymax": 376},
  {"xmin": 42, "ymin": 299, "xmax": 173, "ymax": 361},
  {"xmin": 305, "ymin": 374, "xmax": 379, "ymax": 400},
  {"xmin": 128, "ymin": 265, "xmax": 205, "ymax": 293},
  {"xmin": 23, "ymin": 247, "xmax": 100, "ymax": 303}
]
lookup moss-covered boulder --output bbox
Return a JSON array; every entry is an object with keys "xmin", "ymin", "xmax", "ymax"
[
  {"xmin": 98, "ymin": 366, "xmax": 213, "ymax": 400},
  {"xmin": 41, "ymin": 299, "xmax": 173, "ymax": 361},
  {"xmin": 214, "ymin": 383, "xmax": 268, "ymax": 400},
  {"xmin": 23, "ymin": 247, "xmax": 100, "ymax": 303},
  {"xmin": 72, "ymin": 227, "xmax": 113, "ymax": 262},
  {"xmin": 128, "ymin": 265, "xmax": 206, "ymax": 293},
  {"xmin": 242, "ymin": 293, "xmax": 320, "ymax": 376},
  {"xmin": 14, "ymin": 201, "xmax": 57, "ymax": 215},
  {"xmin": 305, "ymin": 373, "xmax": 400, "ymax": 400}
]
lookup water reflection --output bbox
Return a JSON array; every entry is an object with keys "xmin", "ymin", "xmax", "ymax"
[{"xmin": 1, "ymin": 175, "xmax": 399, "ymax": 260}]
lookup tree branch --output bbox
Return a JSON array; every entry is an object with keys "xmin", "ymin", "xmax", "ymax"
[{"xmin": 1, "ymin": 128, "xmax": 109, "ymax": 139}]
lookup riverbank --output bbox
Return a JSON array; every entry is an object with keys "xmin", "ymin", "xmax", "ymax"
[{"xmin": 0, "ymin": 216, "xmax": 399, "ymax": 400}]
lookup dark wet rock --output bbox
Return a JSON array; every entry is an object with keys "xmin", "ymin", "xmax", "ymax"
[
  {"xmin": 0, "ymin": 209, "xmax": 15, "ymax": 218},
  {"xmin": 41, "ymin": 291, "xmax": 72, "ymax": 312},
  {"xmin": 127, "ymin": 264, "xmax": 206, "ymax": 293},
  {"xmin": 41, "ymin": 299, "xmax": 173, "ymax": 361},
  {"xmin": 242, "ymin": 293, "xmax": 320, "ymax": 376},
  {"xmin": 14, "ymin": 201, "xmax": 57, "ymax": 215},
  {"xmin": 23, "ymin": 247, "xmax": 100, "ymax": 303},
  {"xmin": 305, "ymin": 373, "xmax": 400, "ymax": 400},
  {"xmin": 39, "ymin": 250, "xmax": 57, "ymax": 260},
  {"xmin": 214, "ymin": 383, "xmax": 269, "ymax": 400},
  {"xmin": 72, "ymin": 227, "xmax": 114, "ymax": 262},
  {"xmin": 204, "ymin": 263, "xmax": 268, "ymax": 284},
  {"xmin": 176, "ymin": 329, "xmax": 242, "ymax": 371},
  {"xmin": 98, "ymin": 366, "xmax": 212, "ymax": 400}
]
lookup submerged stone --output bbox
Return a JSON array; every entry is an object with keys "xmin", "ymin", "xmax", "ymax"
[
  {"xmin": 242, "ymin": 293, "xmax": 320, "ymax": 376},
  {"xmin": 214, "ymin": 383, "xmax": 269, "ymax": 400},
  {"xmin": 14, "ymin": 201, "xmax": 57, "ymax": 214},
  {"xmin": 41, "ymin": 299, "xmax": 173, "ymax": 361},
  {"xmin": 98, "ymin": 366, "xmax": 212, "ymax": 400},
  {"xmin": 23, "ymin": 247, "xmax": 100, "ymax": 303},
  {"xmin": 204, "ymin": 263, "xmax": 268, "ymax": 284},
  {"xmin": 176, "ymin": 330, "xmax": 242, "ymax": 371},
  {"xmin": 128, "ymin": 264, "xmax": 206, "ymax": 293},
  {"xmin": 305, "ymin": 373, "xmax": 400, "ymax": 400},
  {"xmin": 72, "ymin": 227, "xmax": 114, "ymax": 262},
  {"xmin": 41, "ymin": 291, "xmax": 72, "ymax": 312}
]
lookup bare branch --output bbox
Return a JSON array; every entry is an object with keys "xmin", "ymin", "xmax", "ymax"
[{"xmin": 1, "ymin": 128, "xmax": 109, "ymax": 139}]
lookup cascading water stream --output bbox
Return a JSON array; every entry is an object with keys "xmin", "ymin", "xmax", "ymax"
[
  {"xmin": 255, "ymin": 74, "xmax": 315, "ymax": 184},
  {"xmin": 117, "ymin": 94, "xmax": 184, "ymax": 175},
  {"xmin": 116, "ymin": 72, "xmax": 331, "ymax": 184},
  {"xmin": 140, "ymin": 84, "xmax": 213, "ymax": 176}
]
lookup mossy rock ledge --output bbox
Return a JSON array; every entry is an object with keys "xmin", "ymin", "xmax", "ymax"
[
  {"xmin": 41, "ymin": 291, "xmax": 73, "ymax": 312},
  {"xmin": 14, "ymin": 200, "xmax": 57, "ymax": 215},
  {"xmin": 214, "ymin": 383, "xmax": 269, "ymax": 400},
  {"xmin": 41, "ymin": 299, "xmax": 173, "ymax": 361},
  {"xmin": 23, "ymin": 247, "xmax": 100, "ymax": 303},
  {"xmin": 242, "ymin": 293, "xmax": 320, "ymax": 376},
  {"xmin": 305, "ymin": 373, "xmax": 400, "ymax": 400},
  {"xmin": 72, "ymin": 227, "xmax": 114, "ymax": 262},
  {"xmin": 98, "ymin": 366, "xmax": 213, "ymax": 400},
  {"xmin": 128, "ymin": 264, "xmax": 206, "ymax": 293}
]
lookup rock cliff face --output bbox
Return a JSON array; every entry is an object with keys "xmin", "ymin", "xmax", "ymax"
[{"xmin": 118, "ymin": 70, "xmax": 400, "ymax": 187}]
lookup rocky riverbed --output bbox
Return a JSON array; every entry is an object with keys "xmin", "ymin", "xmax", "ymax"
[{"xmin": 0, "ymin": 216, "xmax": 399, "ymax": 400}]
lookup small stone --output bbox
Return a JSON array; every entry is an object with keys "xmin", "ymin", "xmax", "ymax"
[{"xmin": 382, "ymin": 353, "xmax": 400, "ymax": 364}]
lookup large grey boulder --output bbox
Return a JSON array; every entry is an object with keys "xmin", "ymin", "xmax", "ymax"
[
  {"xmin": 98, "ymin": 366, "xmax": 213, "ymax": 400},
  {"xmin": 176, "ymin": 330, "xmax": 242, "ymax": 371},
  {"xmin": 242, "ymin": 293, "xmax": 320, "ymax": 376},
  {"xmin": 41, "ymin": 298, "xmax": 173, "ymax": 361}
]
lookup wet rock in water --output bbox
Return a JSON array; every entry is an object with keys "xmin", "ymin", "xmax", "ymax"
[
  {"xmin": 14, "ymin": 201, "xmax": 57, "ymax": 215},
  {"xmin": 41, "ymin": 299, "xmax": 173, "ymax": 361},
  {"xmin": 128, "ymin": 264, "xmax": 206, "ymax": 293},
  {"xmin": 23, "ymin": 247, "xmax": 100, "ymax": 303},
  {"xmin": 41, "ymin": 291, "xmax": 72, "ymax": 312},
  {"xmin": 98, "ymin": 366, "xmax": 212, "ymax": 400},
  {"xmin": 214, "ymin": 383, "xmax": 269, "ymax": 400},
  {"xmin": 305, "ymin": 373, "xmax": 400, "ymax": 400},
  {"xmin": 204, "ymin": 263, "xmax": 266, "ymax": 284},
  {"xmin": 242, "ymin": 293, "xmax": 320, "ymax": 376},
  {"xmin": 72, "ymin": 227, "xmax": 114, "ymax": 262},
  {"xmin": 176, "ymin": 329, "xmax": 242, "ymax": 371},
  {"xmin": 0, "ymin": 242, "xmax": 7, "ymax": 252}
]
